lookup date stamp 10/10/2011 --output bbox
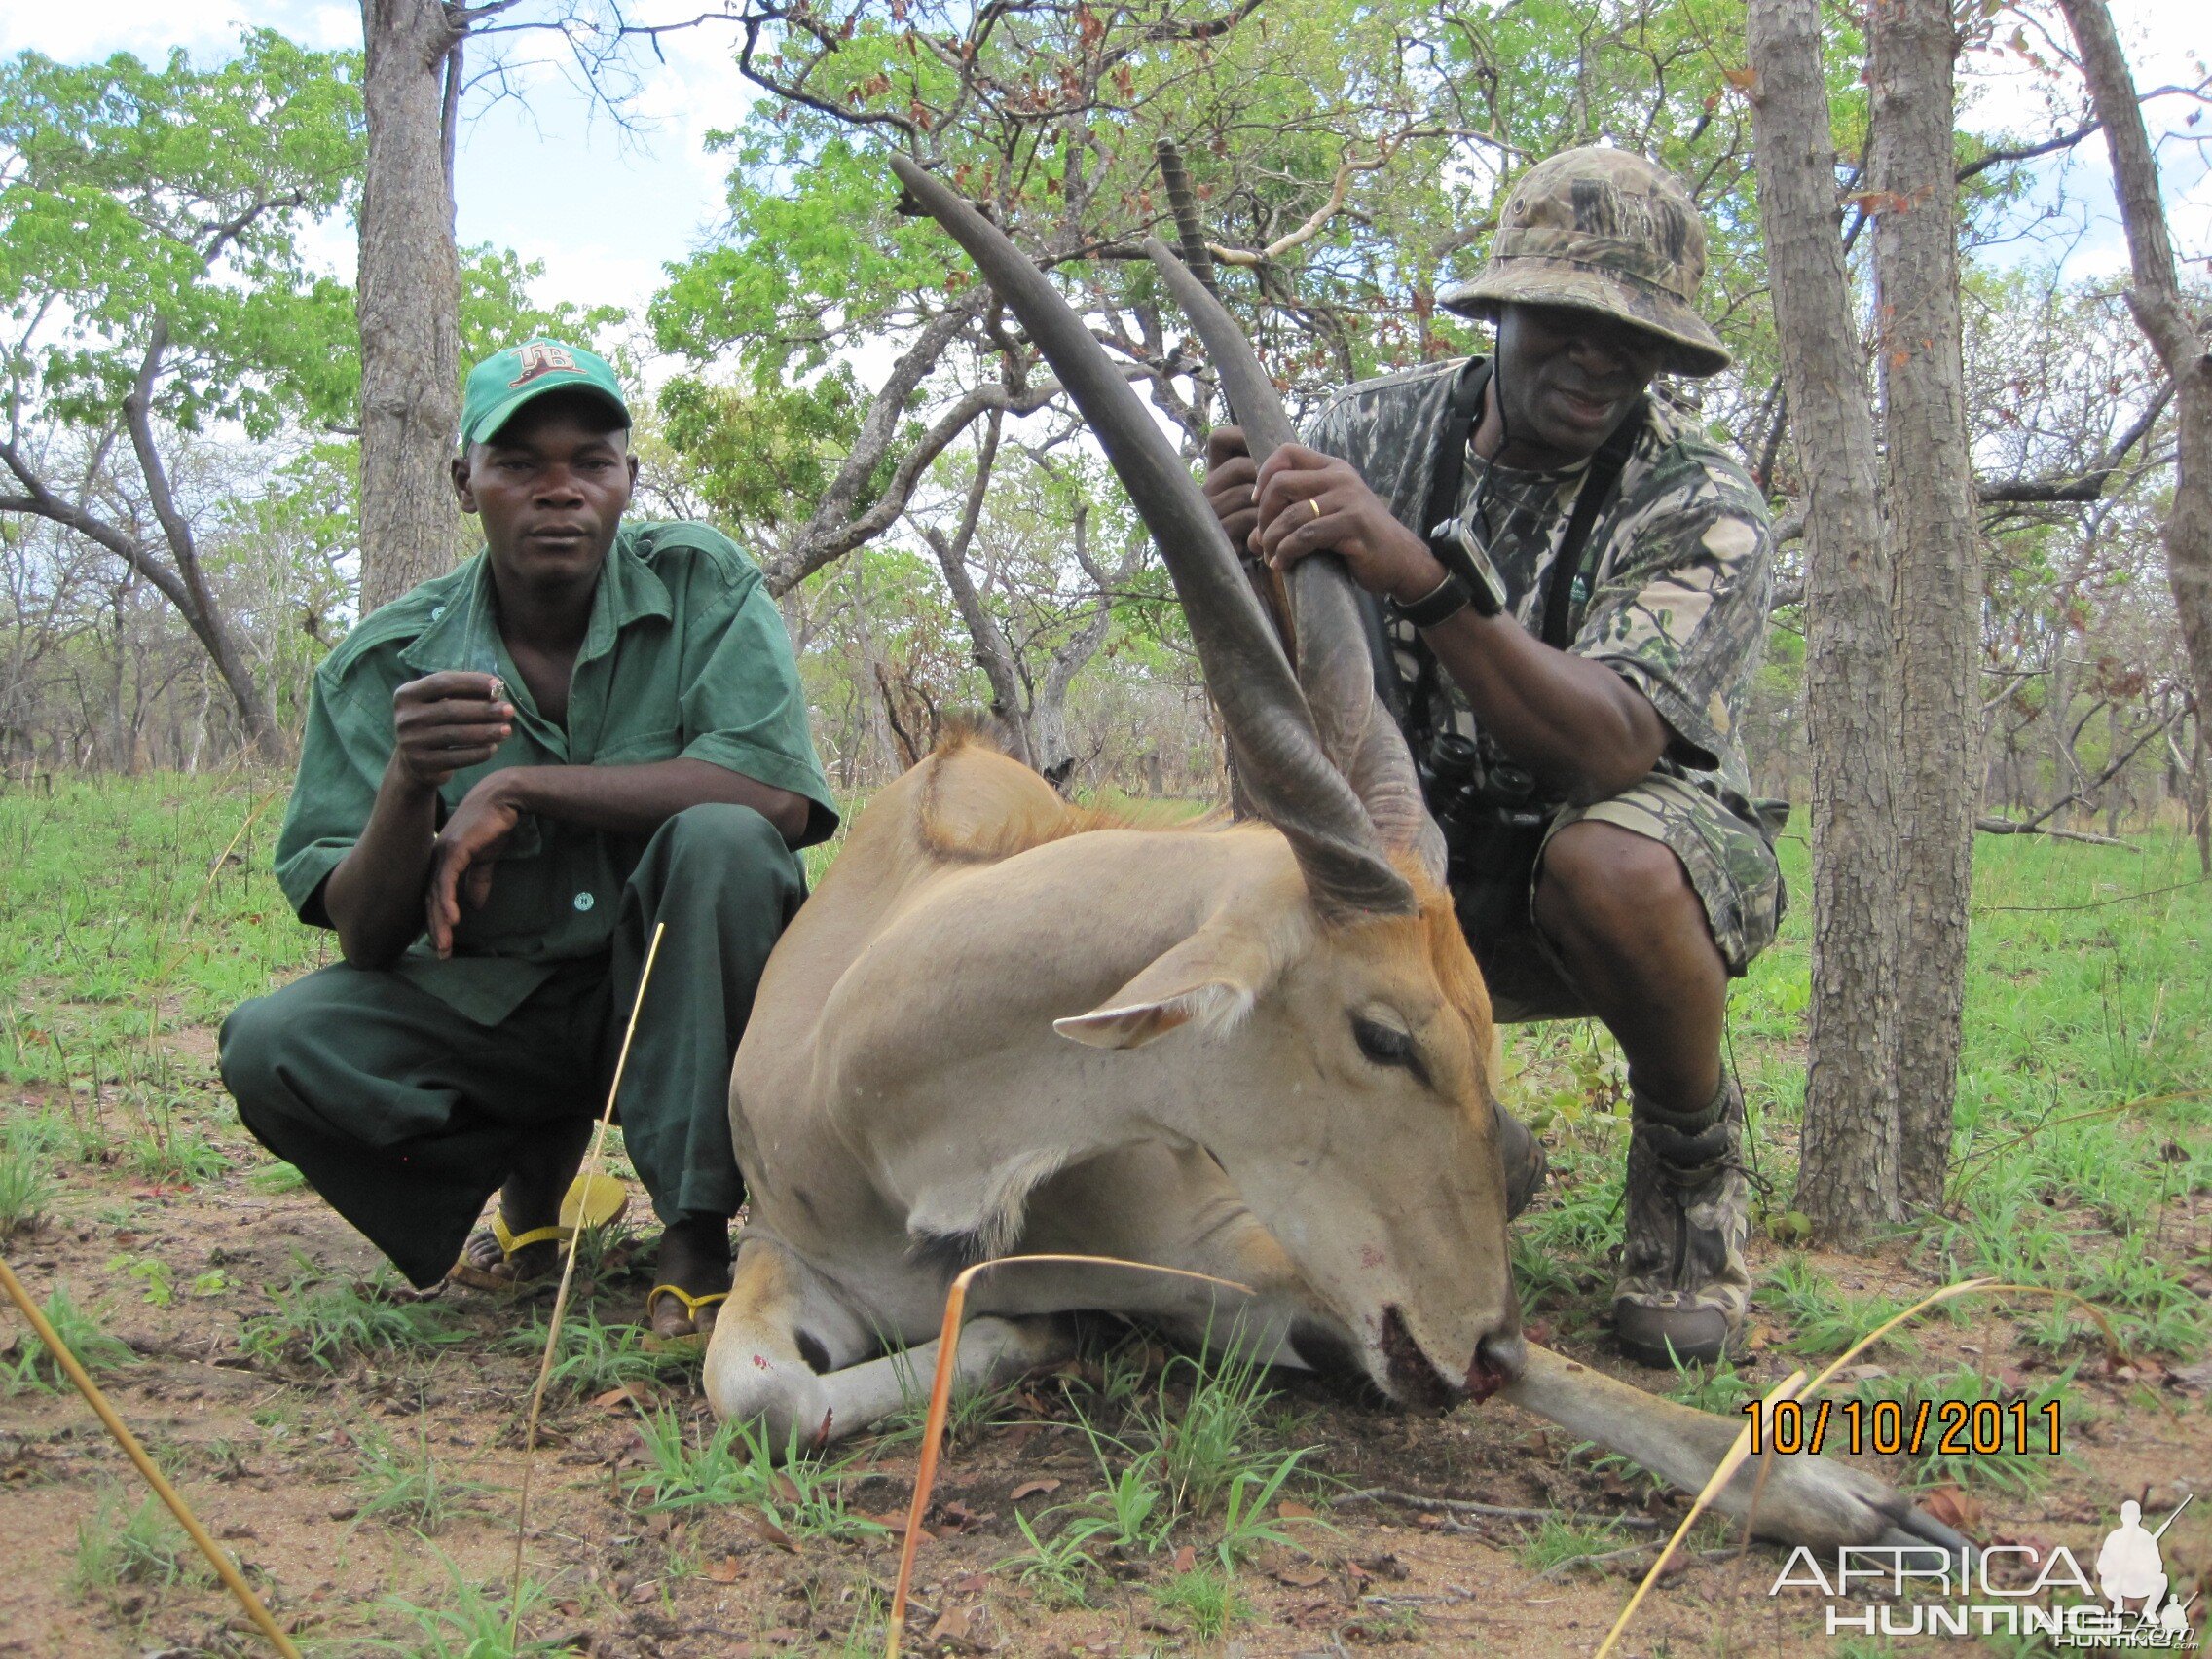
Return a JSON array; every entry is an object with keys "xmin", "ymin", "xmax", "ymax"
[{"xmin": 1740, "ymin": 1396, "xmax": 2062, "ymax": 1458}]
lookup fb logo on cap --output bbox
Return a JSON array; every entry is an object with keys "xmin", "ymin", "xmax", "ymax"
[{"xmin": 507, "ymin": 342, "xmax": 578, "ymax": 387}]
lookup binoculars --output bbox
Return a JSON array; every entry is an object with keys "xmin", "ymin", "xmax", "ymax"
[{"xmin": 1422, "ymin": 731, "xmax": 1549, "ymax": 874}]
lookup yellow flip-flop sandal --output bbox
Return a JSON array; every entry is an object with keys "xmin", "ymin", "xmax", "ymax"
[
  {"xmin": 448, "ymin": 1172, "xmax": 631, "ymax": 1291},
  {"xmin": 643, "ymin": 1284, "xmax": 730, "ymax": 1350},
  {"xmin": 561, "ymin": 1170, "xmax": 629, "ymax": 1234}
]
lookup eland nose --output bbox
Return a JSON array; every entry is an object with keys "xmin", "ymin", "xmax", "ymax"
[{"xmin": 1468, "ymin": 1327, "xmax": 1526, "ymax": 1398}]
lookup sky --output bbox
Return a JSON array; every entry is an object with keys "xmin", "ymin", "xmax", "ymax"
[
  {"xmin": 2, "ymin": 0, "xmax": 2205, "ymax": 351},
  {"xmin": 0, "ymin": 0, "xmax": 756, "ymax": 329}
]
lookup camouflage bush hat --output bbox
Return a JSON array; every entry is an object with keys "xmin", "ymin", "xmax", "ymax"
[
  {"xmin": 1437, "ymin": 146, "xmax": 1731, "ymax": 378},
  {"xmin": 460, "ymin": 337, "xmax": 630, "ymax": 446}
]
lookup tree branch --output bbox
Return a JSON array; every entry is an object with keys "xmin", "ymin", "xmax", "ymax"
[
  {"xmin": 759, "ymin": 303, "xmax": 980, "ymax": 593},
  {"xmin": 765, "ymin": 353, "xmax": 1151, "ymax": 597},
  {"xmin": 1978, "ymin": 711, "xmax": 2175, "ymax": 837},
  {"xmin": 921, "ymin": 412, "xmax": 1032, "ymax": 763},
  {"xmin": 0, "ymin": 440, "xmax": 196, "ymax": 618},
  {"xmin": 1974, "ymin": 377, "xmax": 2176, "ymax": 502},
  {"xmin": 1956, "ymin": 117, "xmax": 2104, "ymax": 181},
  {"xmin": 196, "ymin": 190, "xmax": 310, "ymax": 267}
]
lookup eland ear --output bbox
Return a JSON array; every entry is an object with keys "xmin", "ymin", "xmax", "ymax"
[{"xmin": 1053, "ymin": 920, "xmax": 1283, "ymax": 1051}]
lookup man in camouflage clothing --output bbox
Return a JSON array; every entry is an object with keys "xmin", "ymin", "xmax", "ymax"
[{"xmin": 1203, "ymin": 146, "xmax": 1782, "ymax": 1367}]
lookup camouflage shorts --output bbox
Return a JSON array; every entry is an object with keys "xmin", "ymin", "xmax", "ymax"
[{"xmin": 1452, "ymin": 771, "xmax": 1786, "ymax": 1024}]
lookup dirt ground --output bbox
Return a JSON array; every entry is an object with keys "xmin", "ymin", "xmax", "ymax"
[{"xmin": 4, "ymin": 1051, "xmax": 2208, "ymax": 1658}]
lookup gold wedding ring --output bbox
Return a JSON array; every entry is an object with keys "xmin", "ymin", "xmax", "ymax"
[{"xmin": 1308, "ymin": 497, "xmax": 1324, "ymax": 521}]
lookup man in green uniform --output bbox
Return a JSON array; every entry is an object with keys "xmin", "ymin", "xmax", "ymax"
[
  {"xmin": 220, "ymin": 338, "xmax": 837, "ymax": 1340},
  {"xmin": 1203, "ymin": 148, "xmax": 1783, "ymax": 1367}
]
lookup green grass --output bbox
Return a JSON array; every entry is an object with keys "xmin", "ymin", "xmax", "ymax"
[
  {"xmin": 506, "ymin": 1307, "xmax": 698, "ymax": 1397},
  {"xmin": 0, "ymin": 1116, "xmax": 57, "ymax": 1233},
  {"xmin": 247, "ymin": 1160, "xmax": 310, "ymax": 1194},
  {"xmin": 997, "ymin": 1330, "xmax": 1317, "ymax": 1604},
  {"xmin": 350, "ymin": 1423, "xmax": 498, "ymax": 1532},
  {"xmin": 121, "ymin": 1115, "xmax": 233, "ymax": 1186},
  {"xmin": 1134, "ymin": 1332, "xmax": 1312, "ymax": 1522},
  {"xmin": 2, "ymin": 1283, "xmax": 136, "ymax": 1392},
  {"xmin": 1151, "ymin": 1565, "xmax": 1251, "ymax": 1641},
  {"xmin": 832, "ymin": 1585, "xmax": 892, "ymax": 1657},
  {"xmin": 1002, "ymin": 1509, "xmax": 1099, "ymax": 1608},
  {"xmin": 875, "ymin": 1339, "xmax": 1024, "ymax": 1448},
  {"xmin": 0, "ymin": 777, "xmax": 325, "ymax": 1218},
  {"xmin": 1737, "ymin": 835, "xmax": 2212, "ymax": 1172},
  {"xmin": 623, "ymin": 1407, "xmax": 888, "ymax": 1542},
  {"xmin": 239, "ymin": 1269, "xmax": 467, "ymax": 1371},
  {"xmin": 0, "ymin": 774, "xmax": 323, "ymax": 1060},
  {"xmin": 1661, "ymin": 1352, "xmax": 1761, "ymax": 1416},
  {"xmin": 366, "ymin": 1554, "xmax": 571, "ymax": 1658},
  {"xmin": 68, "ymin": 1491, "xmax": 206, "ymax": 1612},
  {"xmin": 1840, "ymin": 1363, "xmax": 2081, "ymax": 1496},
  {"xmin": 1515, "ymin": 1514, "xmax": 1634, "ymax": 1573},
  {"xmin": 1762, "ymin": 1254, "xmax": 1918, "ymax": 1359}
]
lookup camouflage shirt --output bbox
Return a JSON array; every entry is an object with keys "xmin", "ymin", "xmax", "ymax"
[{"xmin": 1302, "ymin": 356, "xmax": 1779, "ymax": 828}]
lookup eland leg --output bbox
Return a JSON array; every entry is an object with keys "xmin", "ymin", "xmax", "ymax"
[
  {"xmin": 1506, "ymin": 1345, "xmax": 1973, "ymax": 1553},
  {"xmin": 704, "ymin": 1235, "xmax": 877, "ymax": 1446},
  {"xmin": 766, "ymin": 1315, "xmax": 1076, "ymax": 1449},
  {"xmin": 703, "ymin": 1234, "xmax": 1072, "ymax": 1449}
]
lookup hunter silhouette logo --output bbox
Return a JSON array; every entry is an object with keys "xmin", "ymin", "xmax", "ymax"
[
  {"xmin": 2100, "ymin": 1496, "xmax": 2194, "ymax": 1628},
  {"xmin": 507, "ymin": 341, "xmax": 579, "ymax": 387}
]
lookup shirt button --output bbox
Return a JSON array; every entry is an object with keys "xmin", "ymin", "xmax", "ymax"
[
  {"xmin": 431, "ymin": 605, "xmax": 447, "ymax": 620},
  {"xmin": 573, "ymin": 892, "xmax": 595, "ymax": 912}
]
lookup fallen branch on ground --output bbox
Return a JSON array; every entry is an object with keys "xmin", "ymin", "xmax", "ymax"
[
  {"xmin": 1974, "ymin": 875, "xmax": 2208, "ymax": 913},
  {"xmin": 1541, "ymin": 1543, "xmax": 1739, "ymax": 1580},
  {"xmin": 1975, "ymin": 816, "xmax": 2134, "ymax": 847},
  {"xmin": 1333, "ymin": 1487, "xmax": 1663, "ymax": 1530}
]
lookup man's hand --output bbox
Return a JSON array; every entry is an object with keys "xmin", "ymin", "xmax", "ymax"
[
  {"xmin": 391, "ymin": 671, "xmax": 513, "ymax": 790},
  {"xmin": 1201, "ymin": 426, "xmax": 1264, "ymax": 552},
  {"xmin": 1251, "ymin": 443, "xmax": 1448, "ymax": 605},
  {"xmin": 425, "ymin": 774, "xmax": 524, "ymax": 958}
]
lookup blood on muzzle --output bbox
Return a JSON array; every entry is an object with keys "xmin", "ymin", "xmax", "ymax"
[{"xmin": 1467, "ymin": 1326, "xmax": 1527, "ymax": 1402}]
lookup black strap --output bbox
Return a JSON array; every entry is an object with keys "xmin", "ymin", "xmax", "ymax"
[
  {"xmin": 1539, "ymin": 395, "xmax": 1644, "ymax": 650},
  {"xmin": 1420, "ymin": 357, "xmax": 1492, "ymax": 550},
  {"xmin": 1359, "ymin": 358, "xmax": 1489, "ymax": 723}
]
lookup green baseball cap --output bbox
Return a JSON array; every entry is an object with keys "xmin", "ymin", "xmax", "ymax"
[{"xmin": 460, "ymin": 337, "xmax": 631, "ymax": 447}]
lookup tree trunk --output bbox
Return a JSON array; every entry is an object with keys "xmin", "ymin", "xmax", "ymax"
[
  {"xmin": 1747, "ymin": 0, "xmax": 1903, "ymax": 1242},
  {"xmin": 1872, "ymin": 0, "xmax": 1978, "ymax": 1215},
  {"xmin": 1029, "ymin": 500, "xmax": 1106, "ymax": 790},
  {"xmin": 2106, "ymin": 701, "xmax": 2125, "ymax": 836},
  {"xmin": 189, "ymin": 600, "xmax": 288, "ymax": 764},
  {"xmin": 924, "ymin": 414, "xmax": 1038, "ymax": 769},
  {"xmin": 358, "ymin": 0, "xmax": 464, "ymax": 614},
  {"xmin": 2045, "ymin": 629, "xmax": 2077, "ymax": 812},
  {"xmin": 2193, "ymin": 716, "xmax": 2211, "ymax": 875},
  {"xmin": 2057, "ymin": 0, "xmax": 2212, "ymax": 755}
]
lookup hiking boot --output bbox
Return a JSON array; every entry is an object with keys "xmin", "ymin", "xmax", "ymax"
[
  {"xmin": 1612, "ymin": 1077, "xmax": 1751, "ymax": 1368},
  {"xmin": 1494, "ymin": 1100, "xmax": 1548, "ymax": 1221}
]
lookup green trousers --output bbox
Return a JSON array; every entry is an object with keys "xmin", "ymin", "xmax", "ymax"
[{"xmin": 218, "ymin": 804, "xmax": 804, "ymax": 1288}]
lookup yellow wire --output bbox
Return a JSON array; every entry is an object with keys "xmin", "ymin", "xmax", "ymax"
[
  {"xmin": 0, "ymin": 1256, "xmax": 303, "ymax": 1658},
  {"xmin": 885, "ymin": 1254, "xmax": 1254, "ymax": 1658},
  {"xmin": 1593, "ymin": 1368, "xmax": 1808, "ymax": 1659},
  {"xmin": 509, "ymin": 920, "xmax": 668, "ymax": 1639}
]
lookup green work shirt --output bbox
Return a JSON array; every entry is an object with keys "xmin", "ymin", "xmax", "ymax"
[{"xmin": 274, "ymin": 521, "xmax": 838, "ymax": 1025}]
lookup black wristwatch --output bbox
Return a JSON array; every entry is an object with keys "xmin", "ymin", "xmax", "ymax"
[
  {"xmin": 1393, "ymin": 571, "xmax": 1473, "ymax": 629},
  {"xmin": 1395, "ymin": 514, "xmax": 1509, "ymax": 626}
]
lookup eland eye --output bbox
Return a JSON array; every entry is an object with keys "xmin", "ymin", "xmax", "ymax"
[{"xmin": 1351, "ymin": 1016, "xmax": 1415, "ymax": 1069}]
